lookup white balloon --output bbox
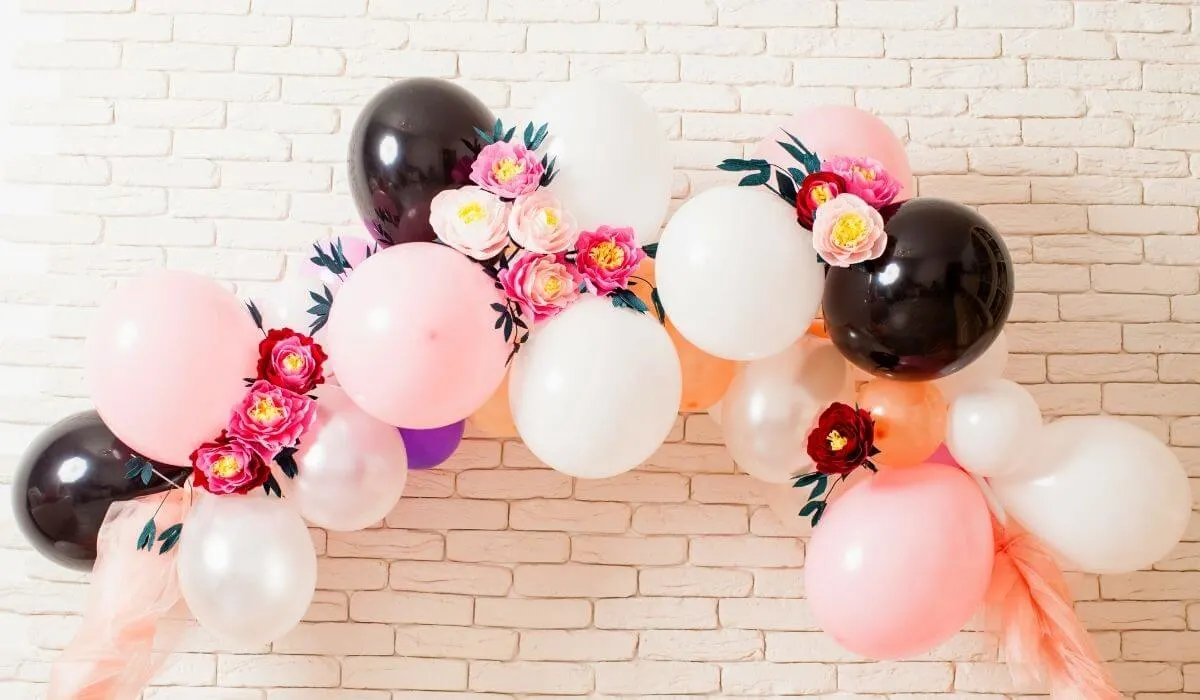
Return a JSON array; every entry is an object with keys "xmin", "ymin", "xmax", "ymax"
[
  {"xmin": 510, "ymin": 297, "xmax": 681, "ymax": 478},
  {"xmin": 708, "ymin": 400, "xmax": 724, "ymax": 427},
  {"xmin": 934, "ymin": 330, "xmax": 1008, "ymax": 401},
  {"xmin": 991, "ymin": 416, "xmax": 1191, "ymax": 574},
  {"xmin": 255, "ymin": 276, "xmax": 322, "ymax": 338},
  {"xmin": 531, "ymin": 81, "xmax": 672, "ymax": 245},
  {"xmin": 722, "ymin": 337, "xmax": 853, "ymax": 484},
  {"xmin": 178, "ymin": 493, "xmax": 317, "ymax": 645},
  {"xmin": 946, "ymin": 379, "xmax": 1043, "ymax": 478},
  {"xmin": 656, "ymin": 186, "xmax": 823, "ymax": 361},
  {"xmin": 288, "ymin": 387, "xmax": 408, "ymax": 531}
]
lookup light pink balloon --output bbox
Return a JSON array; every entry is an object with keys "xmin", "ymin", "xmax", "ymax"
[
  {"xmin": 753, "ymin": 106, "xmax": 914, "ymax": 199},
  {"xmin": 324, "ymin": 242, "xmax": 509, "ymax": 428},
  {"xmin": 86, "ymin": 271, "xmax": 261, "ymax": 466},
  {"xmin": 805, "ymin": 463, "xmax": 994, "ymax": 660},
  {"xmin": 301, "ymin": 235, "xmax": 374, "ymax": 293}
]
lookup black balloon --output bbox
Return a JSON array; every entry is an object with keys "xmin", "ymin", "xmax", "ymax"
[
  {"xmin": 348, "ymin": 78, "xmax": 495, "ymax": 248},
  {"xmin": 822, "ymin": 198, "xmax": 1013, "ymax": 381},
  {"xmin": 12, "ymin": 412, "xmax": 191, "ymax": 571}
]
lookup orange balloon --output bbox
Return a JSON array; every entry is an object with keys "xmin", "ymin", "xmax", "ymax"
[
  {"xmin": 631, "ymin": 260, "xmax": 737, "ymax": 412},
  {"xmin": 856, "ymin": 379, "xmax": 947, "ymax": 469},
  {"xmin": 469, "ymin": 372, "xmax": 517, "ymax": 438}
]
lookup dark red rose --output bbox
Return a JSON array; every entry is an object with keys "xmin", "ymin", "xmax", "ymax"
[
  {"xmin": 795, "ymin": 171, "xmax": 847, "ymax": 229},
  {"xmin": 806, "ymin": 402, "xmax": 876, "ymax": 475},
  {"xmin": 257, "ymin": 328, "xmax": 327, "ymax": 394}
]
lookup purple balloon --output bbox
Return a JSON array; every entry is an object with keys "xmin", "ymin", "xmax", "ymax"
[{"xmin": 398, "ymin": 420, "xmax": 465, "ymax": 469}]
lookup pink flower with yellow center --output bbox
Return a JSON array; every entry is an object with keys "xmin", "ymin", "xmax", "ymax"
[
  {"xmin": 508, "ymin": 190, "xmax": 578, "ymax": 254},
  {"xmin": 574, "ymin": 225, "xmax": 645, "ymax": 295},
  {"xmin": 227, "ymin": 380, "xmax": 316, "ymax": 459},
  {"xmin": 821, "ymin": 155, "xmax": 902, "ymax": 209},
  {"xmin": 257, "ymin": 328, "xmax": 327, "ymax": 394},
  {"xmin": 190, "ymin": 433, "xmax": 270, "ymax": 496},
  {"xmin": 812, "ymin": 193, "xmax": 888, "ymax": 268},
  {"xmin": 498, "ymin": 252, "xmax": 584, "ymax": 323},
  {"xmin": 469, "ymin": 141, "xmax": 544, "ymax": 199}
]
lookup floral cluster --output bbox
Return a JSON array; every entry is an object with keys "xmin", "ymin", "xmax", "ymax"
[
  {"xmin": 718, "ymin": 132, "xmax": 902, "ymax": 269},
  {"xmin": 429, "ymin": 119, "xmax": 658, "ymax": 358},
  {"xmin": 790, "ymin": 402, "xmax": 882, "ymax": 528},
  {"xmin": 189, "ymin": 328, "xmax": 327, "ymax": 497}
]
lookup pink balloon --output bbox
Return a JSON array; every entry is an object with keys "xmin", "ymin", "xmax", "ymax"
[
  {"xmin": 753, "ymin": 106, "xmax": 914, "ymax": 199},
  {"xmin": 302, "ymin": 235, "xmax": 374, "ymax": 293},
  {"xmin": 86, "ymin": 271, "xmax": 261, "ymax": 466},
  {"xmin": 324, "ymin": 242, "xmax": 509, "ymax": 428},
  {"xmin": 805, "ymin": 463, "xmax": 994, "ymax": 660}
]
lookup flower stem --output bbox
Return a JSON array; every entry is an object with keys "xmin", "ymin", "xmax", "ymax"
[{"xmin": 150, "ymin": 466, "xmax": 190, "ymax": 490}]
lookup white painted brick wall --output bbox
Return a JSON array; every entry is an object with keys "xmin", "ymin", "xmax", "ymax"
[{"xmin": 2, "ymin": 0, "xmax": 1200, "ymax": 697}]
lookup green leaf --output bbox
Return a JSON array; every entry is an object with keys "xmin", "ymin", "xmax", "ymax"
[
  {"xmin": 473, "ymin": 126, "xmax": 495, "ymax": 145},
  {"xmin": 137, "ymin": 519, "xmax": 156, "ymax": 551},
  {"xmin": 246, "ymin": 300, "xmax": 264, "ymax": 331},
  {"xmin": 530, "ymin": 122, "xmax": 549, "ymax": 150},
  {"xmin": 275, "ymin": 447, "xmax": 299, "ymax": 479},
  {"xmin": 811, "ymin": 503, "xmax": 827, "ymax": 526},
  {"xmin": 308, "ymin": 312, "xmax": 328, "ymax": 335},
  {"xmin": 494, "ymin": 315, "xmax": 505, "ymax": 330},
  {"xmin": 157, "ymin": 523, "xmax": 183, "ymax": 555},
  {"xmin": 309, "ymin": 290, "xmax": 328, "ymax": 306},
  {"xmin": 792, "ymin": 472, "xmax": 823, "ymax": 488},
  {"xmin": 650, "ymin": 287, "xmax": 666, "ymax": 324},
  {"xmin": 776, "ymin": 170, "xmax": 797, "ymax": 203},
  {"xmin": 610, "ymin": 289, "xmax": 649, "ymax": 315},
  {"xmin": 334, "ymin": 238, "xmax": 352, "ymax": 270},
  {"xmin": 539, "ymin": 155, "xmax": 559, "ymax": 187},
  {"xmin": 787, "ymin": 167, "xmax": 807, "ymax": 184},
  {"xmin": 523, "ymin": 122, "xmax": 535, "ymax": 148},
  {"xmin": 263, "ymin": 473, "xmax": 282, "ymax": 498},
  {"xmin": 503, "ymin": 126, "xmax": 516, "ymax": 142},
  {"xmin": 125, "ymin": 456, "xmax": 153, "ymax": 486},
  {"xmin": 799, "ymin": 500, "xmax": 827, "ymax": 526},
  {"xmin": 809, "ymin": 473, "xmax": 828, "ymax": 500},
  {"xmin": 718, "ymin": 158, "xmax": 770, "ymax": 172},
  {"xmin": 502, "ymin": 315, "xmax": 514, "ymax": 341},
  {"xmin": 491, "ymin": 118, "xmax": 504, "ymax": 143},
  {"xmin": 738, "ymin": 171, "xmax": 771, "ymax": 187},
  {"xmin": 490, "ymin": 302, "xmax": 506, "ymax": 312},
  {"xmin": 780, "ymin": 129, "xmax": 822, "ymax": 173},
  {"xmin": 641, "ymin": 242, "xmax": 658, "ymax": 259}
]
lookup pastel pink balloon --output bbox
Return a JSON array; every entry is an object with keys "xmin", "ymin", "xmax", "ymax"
[
  {"xmin": 753, "ymin": 106, "xmax": 914, "ymax": 199},
  {"xmin": 86, "ymin": 271, "xmax": 261, "ymax": 466},
  {"xmin": 301, "ymin": 235, "xmax": 374, "ymax": 293},
  {"xmin": 324, "ymin": 242, "xmax": 509, "ymax": 429},
  {"xmin": 805, "ymin": 463, "xmax": 994, "ymax": 660}
]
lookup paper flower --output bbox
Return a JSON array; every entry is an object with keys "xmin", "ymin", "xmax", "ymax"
[
  {"xmin": 812, "ymin": 193, "xmax": 888, "ymax": 267},
  {"xmin": 805, "ymin": 402, "xmax": 878, "ymax": 476},
  {"xmin": 498, "ymin": 252, "xmax": 584, "ymax": 323},
  {"xmin": 820, "ymin": 155, "xmax": 902, "ymax": 209},
  {"xmin": 227, "ymin": 380, "xmax": 316, "ymax": 460},
  {"xmin": 508, "ymin": 190, "xmax": 578, "ymax": 254},
  {"xmin": 257, "ymin": 328, "xmax": 327, "ymax": 395},
  {"xmin": 574, "ymin": 225, "xmax": 645, "ymax": 295},
  {"xmin": 429, "ymin": 186, "xmax": 512, "ymax": 260},
  {"xmin": 470, "ymin": 141, "xmax": 544, "ymax": 199},
  {"xmin": 190, "ymin": 433, "xmax": 271, "ymax": 495},
  {"xmin": 795, "ymin": 171, "xmax": 847, "ymax": 230}
]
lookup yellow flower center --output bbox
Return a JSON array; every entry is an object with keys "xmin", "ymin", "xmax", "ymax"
[
  {"xmin": 248, "ymin": 397, "xmax": 284, "ymax": 424},
  {"xmin": 810, "ymin": 185, "xmax": 833, "ymax": 206},
  {"xmin": 542, "ymin": 275, "xmax": 562, "ymax": 297},
  {"xmin": 826, "ymin": 430, "xmax": 848, "ymax": 452},
  {"xmin": 853, "ymin": 165, "xmax": 877, "ymax": 181},
  {"xmin": 211, "ymin": 454, "xmax": 242, "ymax": 478},
  {"xmin": 492, "ymin": 157, "xmax": 524, "ymax": 183},
  {"xmin": 282, "ymin": 353, "xmax": 305, "ymax": 373},
  {"xmin": 832, "ymin": 213, "xmax": 869, "ymax": 248},
  {"xmin": 588, "ymin": 241, "xmax": 626, "ymax": 271},
  {"xmin": 540, "ymin": 208, "xmax": 559, "ymax": 228},
  {"xmin": 457, "ymin": 201, "xmax": 486, "ymax": 225}
]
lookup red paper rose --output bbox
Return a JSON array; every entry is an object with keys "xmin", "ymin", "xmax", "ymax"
[
  {"xmin": 806, "ymin": 402, "xmax": 878, "ymax": 475},
  {"xmin": 257, "ymin": 328, "xmax": 327, "ymax": 394},
  {"xmin": 796, "ymin": 171, "xmax": 847, "ymax": 229},
  {"xmin": 190, "ymin": 432, "xmax": 271, "ymax": 496}
]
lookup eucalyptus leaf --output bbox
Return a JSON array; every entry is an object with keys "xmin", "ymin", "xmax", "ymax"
[
  {"xmin": 157, "ymin": 523, "xmax": 183, "ymax": 555},
  {"xmin": 650, "ymin": 287, "xmax": 666, "ymax": 324},
  {"xmin": 263, "ymin": 474, "xmax": 282, "ymax": 498},
  {"xmin": 137, "ymin": 519, "xmax": 156, "ymax": 551},
  {"xmin": 275, "ymin": 447, "xmax": 299, "ymax": 479},
  {"xmin": 641, "ymin": 242, "xmax": 658, "ymax": 259},
  {"xmin": 792, "ymin": 472, "xmax": 823, "ymax": 488},
  {"xmin": 246, "ymin": 300, "xmax": 264, "ymax": 332},
  {"xmin": 776, "ymin": 170, "xmax": 798, "ymax": 203},
  {"xmin": 523, "ymin": 122, "xmax": 535, "ymax": 148},
  {"xmin": 531, "ymin": 122, "xmax": 549, "ymax": 150},
  {"xmin": 738, "ymin": 171, "xmax": 771, "ymax": 187},
  {"xmin": 809, "ymin": 473, "xmax": 828, "ymax": 500}
]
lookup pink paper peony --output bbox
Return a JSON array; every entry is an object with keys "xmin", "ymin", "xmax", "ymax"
[
  {"xmin": 498, "ymin": 252, "xmax": 584, "ymax": 323},
  {"xmin": 429, "ymin": 186, "xmax": 512, "ymax": 260},
  {"xmin": 257, "ymin": 328, "xmax": 327, "ymax": 394},
  {"xmin": 821, "ymin": 155, "xmax": 902, "ymax": 209},
  {"xmin": 812, "ymin": 193, "xmax": 888, "ymax": 268},
  {"xmin": 470, "ymin": 141, "xmax": 544, "ymax": 199},
  {"xmin": 227, "ymin": 380, "xmax": 317, "ymax": 459},
  {"xmin": 574, "ymin": 225, "xmax": 645, "ymax": 294},
  {"xmin": 190, "ymin": 433, "xmax": 271, "ymax": 496},
  {"xmin": 508, "ymin": 190, "xmax": 578, "ymax": 254}
]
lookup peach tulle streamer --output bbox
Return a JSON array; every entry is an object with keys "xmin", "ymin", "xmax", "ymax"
[
  {"xmin": 986, "ymin": 518, "xmax": 1121, "ymax": 700},
  {"xmin": 48, "ymin": 489, "xmax": 190, "ymax": 700}
]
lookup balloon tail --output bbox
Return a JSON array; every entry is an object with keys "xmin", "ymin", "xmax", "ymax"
[
  {"xmin": 48, "ymin": 489, "xmax": 190, "ymax": 700},
  {"xmin": 985, "ymin": 518, "xmax": 1121, "ymax": 700}
]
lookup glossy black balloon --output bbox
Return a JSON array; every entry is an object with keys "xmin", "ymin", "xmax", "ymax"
[
  {"xmin": 822, "ymin": 198, "xmax": 1013, "ymax": 381},
  {"xmin": 348, "ymin": 78, "xmax": 495, "ymax": 248},
  {"xmin": 12, "ymin": 412, "xmax": 191, "ymax": 571}
]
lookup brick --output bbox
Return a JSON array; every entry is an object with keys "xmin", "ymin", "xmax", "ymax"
[
  {"xmin": 1118, "ymin": 34, "xmax": 1200, "ymax": 63},
  {"xmin": 1125, "ymin": 632, "xmax": 1200, "ymax": 662},
  {"xmin": 1090, "ymin": 206, "xmax": 1198, "ymax": 235},
  {"xmin": 343, "ymin": 657, "xmax": 467, "ymax": 691},
  {"xmin": 1147, "ymin": 237, "xmax": 1200, "ymax": 266},
  {"xmin": 470, "ymin": 661, "xmax": 592, "ymax": 694},
  {"xmin": 570, "ymin": 54, "xmax": 679, "ymax": 82},
  {"xmin": 1003, "ymin": 29, "xmax": 1115, "ymax": 59},
  {"xmin": 117, "ymin": 100, "xmax": 225, "ymax": 129},
  {"xmin": 919, "ymin": 175, "xmax": 1029, "ymax": 203},
  {"xmin": 386, "ymin": 498, "xmax": 508, "ymax": 530},
  {"xmin": 632, "ymin": 504, "xmax": 747, "ymax": 535},
  {"xmin": 59, "ymin": 127, "xmax": 170, "ymax": 157},
  {"xmin": 9, "ymin": 97, "xmax": 112, "ymax": 126},
  {"xmin": 293, "ymin": 18, "xmax": 407, "ymax": 48},
  {"xmin": 792, "ymin": 58, "xmax": 908, "ymax": 86},
  {"xmin": 969, "ymin": 146, "xmax": 1075, "ymax": 175},
  {"xmin": 446, "ymin": 531, "xmax": 568, "ymax": 563},
  {"xmin": 719, "ymin": 598, "xmax": 817, "ymax": 631},
  {"xmin": 1104, "ymin": 384, "xmax": 1200, "ymax": 416},
  {"xmin": 394, "ymin": 625, "xmax": 516, "ymax": 660},
  {"xmin": 14, "ymin": 41, "xmax": 121, "ymax": 69},
  {"xmin": 1080, "ymin": 148, "xmax": 1191, "ymax": 178},
  {"xmin": 1059, "ymin": 295, "xmax": 1168, "ymax": 323},
  {"xmin": 639, "ymin": 629, "xmax": 762, "ymax": 661},
  {"xmin": 460, "ymin": 53, "xmax": 567, "ymax": 81},
  {"xmin": 54, "ymin": 186, "xmax": 166, "ymax": 217},
  {"xmin": 105, "ymin": 218, "xmax": 213, "ymax": 246},
  {"xmin": 1127, "ymin": 325, "xmax": 1200, "ymax": 353},
  {"xmin": 344, "ymin": 50, "xmax": 457, "ymax": 78},
  {"xmin": 236, "ymin": 47, "xmax": 345, "ymax": 76},
  {"xmin": 1146, "ymin": 64, "xmax": 1200, "ymax": 94},
  {"xmin": 1007, "ymin": 322, "xmax": 1121, "ymax": 353},
  {"xmin": 595, "ymin": 597, "xmax": 716, "ymax": 630},
  {"xmin": 138, "ymin": 0, "xmax": 246, "ymax": 11},
  {"xmin": 971, "ymin": 89, "xmax": 1085, "ymax": 118},
  {"xmin": 1103, "ymin": 573, "xmax": 1200, "ymax": 602},
  {"xmin": 912, "ymin": 59, "xmax": 1024, "ymax": 88},
  {"xmin": 722, "ymin": 662, "xmax": 837, "ymax": 695},
  {"xmin": 910, "ymin": 118, "xmax": 1021, "ymax": 147},
  {"xmin": 1162, "ymin": 354, "xmax": 1200, "ymax": 382},
  {"xmin": 571, "ymin": 534, "xmax": 687, "ymax": 566},
  {"xmin": 690, "ymin": 535, "xmax": 802, "ymax": 567},
  {"xmin": 1146, "ymin": 179, "xmax": 1200, "ymax": 207},
  {"xmin": 218, "ymin": 655, "xmax": 339, "ymax": 688},
  {"xmin": 1033, "ymin": 176, "xmax": 1142, "ymax": 205},
  {"xmin": 1023, "ymin": 118, "xmax": 1133, "ymax": 148},
  {"xmin": 518, "ymin": 630, "xmax": 636, "ymax": 661},
  {"xmin": 1029, "ymin": 59, "xmax": 1141, "ymax": 90},
  {"xmin": 272, "ymin": 622, "xmax": 392, "ymax": 656},
  {"xmin": 649, "ymin": 26, "xmax": 764, "ymax": 56},
  {"xmin": 370, "ymin": 0, "xmax": 485, "ymax": 20},
  {"xmin": 766, "ymin": 631, "xmax": 861, "ymax": 662},
  {"xmin": 1014, "ymin": 264, "xmax": 1090, "ymax": 293},
  {"xmin": 349, "ymin": 591, "xmax": 473, "ymax": 625},
  {"xmin": 680, "ymin": 55, "xmax": 791, "ymax": 85},
  {"xmin": 174, "ymin": 14, "xmax": 291, "ymax": 46},
  {"xmin": 840, "ymin": 662, "xmax": 954, "ymax": 693},
  {"xmin": 888, "ymin": 30, "xmax": 1000, "ymax": 58},
  {"xmin": 644, "ymin": 443, "xmax": 738, "ymax": 474},
  {"xmin": 1077, "ymin": 601, "xmax": 1187, "ymax": 631},
  {"xmin": 488, "ymin": 0, "xmax": 597, "ymax": 21},
  {"xmin": 5, "ymin": 155, "xmax": 108, "ymax": 186},
  {"xmin": 1077, "ymin": 2, "xmax": 1188, "ymax": 32},
  {"xmin": 389, "ymin": 561, "xmax": 511, "ymax": 596},
  {"xmin": 513, "ymin": 563, "xmax": 636, "ymax": 598},
  {"xmin": 837, "ymin": 1, "xmax": 951, "ymax": 28},
  {"xmin": 683, "ymin": 112, "xmax": 791, "ymax": 141},
  {"xmin": 456, "ymin": 469, "xmax": 572, "ymax": 499},
  {"xmin": 1093, "ymin": 264, "xmax": 1198, "ymax": 295},
  {"xmin": 527, "ymin": 23, "xmax": 638, "ymax": 52},
  {"xmin": 475, "ymin": 598, "xmax": 591, "ymax": 629},
  {"xmin": 979, "ymin": 204, "xmax": 1088, "ymax": 235},
  {"xmin": 638, "ymin": 567, "xmax": 754, "ymax": 597},
  {"xmin": 509, "ymin": 499, "xmax": 629, "ymax": 533},
  {"xmin": 253, "ymin": 0, "xmax": 366, "ymax": 14},
  {"xmin": 959, "ymin": 1, "xmax": 1072, "ymax": 27},
  {"xmin": 62, "ymin": 13, "xmax": 172, "ymax": 40},
  {"xmin": 690, "ymin": 474, "xmax": 766, "ymax": 505},
  {"xmin": 172, "ymin": 73, "xmax": 280, "ymax": 101},
  {"xmin": 738, "ymin": 85, "xmax": 854, "ymax": 114},
  {"xmin": 1033, "ymin": 235, "xmax": 1141, "ymax": 264},
  {"xmin": 594, "ymin": 660, "xmax": 719, "ymax": 694},
  {"xmin": 574, "ymin": 471, "xmax": 690, "ymax": 503}
]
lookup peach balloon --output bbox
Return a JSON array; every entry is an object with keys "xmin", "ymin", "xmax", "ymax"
[
  {"xmin": 631, "ymin": 260, "xmax": 737, "ymax": 412},
  {"xmin": 470, "ymin": 373, "xmax": 518, "ymax": 438},
  {"xmin": 86, "ymin": 271, "xmax": 261, "ymax": 466},
  {"xmin": 324, "ymin": 243, "xmax": 510, "ymax": 429},
  {"xmin": 856, "ymin": 379, "xmax": 947, "ymax": 469},
  {"xmin": 753, "ymin": 106, "xmax": 914, "ymax": 199}
]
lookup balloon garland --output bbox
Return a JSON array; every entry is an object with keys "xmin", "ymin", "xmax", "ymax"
[{"xmin": 12, "ymin": 79, "xmax": 1183, "ymax": 700}]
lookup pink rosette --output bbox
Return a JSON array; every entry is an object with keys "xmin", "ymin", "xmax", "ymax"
[
  {"xmin": 190, "ymin": 433, "xmax": 270, "ymax": 496},
  {"xmin": 508, "ymin": 190, "xmax": 578, "ymax": 254},
  {"xmin": 257, "ymin": 328, "xmax": 327, "ymax": 395},
  {"xmin": 812, "ymin": 193, "xmax": 888, "ymax": 268},
  {"xmin": 821, "ymin": 155, "xmax": 902, "ymax": 209},
  {"xmin": 498, "ymin": 252, "xmax": 584, "ymax": 323},
  {"xmin": 226, "ymin": 380, "xmax": 317, "ymax": 459},
  {"xmin": 470, "ymin": 141, "xmax": 544, "ymax": 199},
  {"xmin": 574, "ymin": 225, "xmax": 645, "ymax": 295}
]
